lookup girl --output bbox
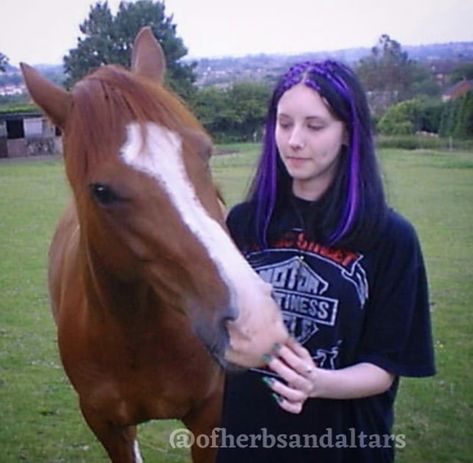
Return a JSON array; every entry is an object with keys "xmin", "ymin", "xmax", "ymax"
[{"xmin": 216, "ymin": 60, "xmax": 435, "ymax": 462}]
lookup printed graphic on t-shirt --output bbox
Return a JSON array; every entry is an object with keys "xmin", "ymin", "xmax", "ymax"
[
  {"xmin": 314, "ymin": 341, "xmax": 342, "ymax": 369},
  {"xmin": 257, "ymin": 256, "xmax": 338, "ymax": 344},
  {"xmin": 246, "ymin": 235, "xmax": 369, "ymax": 373},
  {"xmin": 269, "ymin": 231, "xmax": 369, "ymax": 307}
]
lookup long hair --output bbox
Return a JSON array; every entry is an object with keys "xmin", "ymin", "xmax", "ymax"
[{"xmin": 247, "ymin": 60, "xmax": 387, "ymax": 250}]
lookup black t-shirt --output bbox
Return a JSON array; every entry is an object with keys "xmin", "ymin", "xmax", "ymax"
[{"xmin": 216, "ymin": 198, "xmax": 435, "ymax": 463}]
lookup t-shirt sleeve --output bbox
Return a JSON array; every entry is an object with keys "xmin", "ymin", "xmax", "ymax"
[
  {"xmin": 226, "ymin": 202, "xmax": 254, "ymax": 251},
  {"xmin": 356, "ymin": 212, "xmax": 436, "ymax": 377}
]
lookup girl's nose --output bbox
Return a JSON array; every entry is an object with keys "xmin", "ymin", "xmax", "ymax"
[{"xmin": 288, "ymin": 130, "xmax": 305, "ymax": 150}]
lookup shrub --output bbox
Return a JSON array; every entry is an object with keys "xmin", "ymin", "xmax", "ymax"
[
  {"xmin": 375, "ymin": 134, "xmax": 473, "ymax": 151},
  {"xmin": 439, "ymin": 91, "xmax": 473, "ymax": 139},
  {"xmin": 378, "ymin": 99, "xmax": 423, "ymax": 135}
]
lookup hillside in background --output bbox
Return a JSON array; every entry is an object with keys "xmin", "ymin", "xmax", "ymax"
[
  {"xmin": 193, "ymin": 41, "xmax": 473, "ymax": 87},
  {"xmin": 1, "ymin": 41, "xmax": 473, "ymax": 99}
]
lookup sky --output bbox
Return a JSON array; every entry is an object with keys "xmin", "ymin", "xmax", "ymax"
[{"xmin": 1, "ymin": 0, "xmax": 473, "ymax": 66}]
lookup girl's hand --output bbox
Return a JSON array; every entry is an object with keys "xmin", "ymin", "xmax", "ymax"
[
  {"xmin": 262, "ymin": 339, "xmax": 395, "ymax": 409},
  {"xmin": 262, "ymin": 337, "xmax": 319, "ymax": 414}
]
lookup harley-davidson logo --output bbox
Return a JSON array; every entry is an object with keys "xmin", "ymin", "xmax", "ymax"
[{"xmin": 256, "ymin": 257, "xmax": 339, "ymax": 343}]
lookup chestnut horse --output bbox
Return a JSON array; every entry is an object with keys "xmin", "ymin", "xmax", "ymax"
[{"xmin": 21, "ymin": 28, "xmax": 287, "ymax": 463}]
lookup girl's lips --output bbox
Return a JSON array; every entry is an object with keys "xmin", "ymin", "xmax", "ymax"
[{"xmin": 286, "ymin": 156, "xmax": 311, "ymax": 165}]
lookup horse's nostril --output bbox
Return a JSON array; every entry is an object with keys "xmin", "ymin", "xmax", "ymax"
[
  {"xmin": 224, "ymin": 304, "xmax": 238, "ymax": 323},
  {"xmin": 219, "ymin": 313, "xmax": 234, "ymax": 337},
  {"xmin": 221, "ymin": 313, "xmax": 237, "ymax": 325}
]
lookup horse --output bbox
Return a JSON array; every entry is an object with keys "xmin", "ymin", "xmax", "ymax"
[{"xmin": 21, "ymin": 27, "xmax": 288, "ymax": 463}]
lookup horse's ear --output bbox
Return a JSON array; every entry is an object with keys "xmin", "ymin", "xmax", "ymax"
[
  {"xmin": 131, "ymin": 27, "xmax": 166, "ymax": 82},
  {"xmin": 20, "ymin": 63, "xmax": 71, "ymax": 129}
]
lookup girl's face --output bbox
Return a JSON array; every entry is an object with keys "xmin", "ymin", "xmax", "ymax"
[{"xmin": 275, "ymin": 83, "xmax": 346, "ymax": 201}]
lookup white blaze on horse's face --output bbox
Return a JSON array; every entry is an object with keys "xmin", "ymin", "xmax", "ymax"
[{"xmin": 120, "ymin": 122, "xmax": 288, "ymax": 367}]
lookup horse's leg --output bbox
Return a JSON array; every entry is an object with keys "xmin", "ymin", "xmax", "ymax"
[
  {"xmin": 182, "ymin": 392, "xmax": 223, "ymax": 463},
  {"xmin": 80, "ymin": 401, "xmax": 142, "ymax": 463}
]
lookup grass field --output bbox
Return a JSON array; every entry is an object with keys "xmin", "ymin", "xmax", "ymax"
[{"xmin": 0, "ymin": 145, "xmax": 472, "ymax": 462}]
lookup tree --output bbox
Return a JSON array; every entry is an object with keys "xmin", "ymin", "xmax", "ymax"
[
  {"xmin": 438, "ymin": 91, "xmax": 473, "ymax": 139},
  {"xmin": 0, "ymin": 52, "xmax": 9, "ymax": 72},
  {"xmin": 410, "ymin": 64, "xmax": 441, "ymax": 98},
  {"xmin": 191, "ymin": 86, "xmax": 232, "ymax": 140},
  {"xmin": 227, "ymin": 83, "xmax": 271, "ymax": 140},
  {"xmin": 453, "ymin": 91, "xmax": 473, "ymax": 139},
  {"xmin": 356, "ymin": 35, "xmax": 417, "ymax": 114},
  {"xmin": 450, "ymin": 63, "xmax": 473, "ymax": 85},
  {"xmin": 191, "ymin": 82, "xmax": 271, "ymax": 142},
  {"xmin": 439, "ymin": 100, "xmax": 459, "ymax": 137},
  {"xmin": 377, "ymin": 99, "xmax": 423, "ymax": 135},
  {"xmin": 419, "ymin": 101, "xmax": 443, "ymax": 133},
  {"xmin": 357, "ymin": 34, "xmax": 412, "ymax": 93},
  {"xmin": 63, "ymin": 0, "xmax": 196, "ymax": 98}
]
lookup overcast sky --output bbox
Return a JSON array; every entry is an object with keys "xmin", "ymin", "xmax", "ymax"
[{"xmin": 1, "ymin": 0, "xmax": 473, "ymax": 66}]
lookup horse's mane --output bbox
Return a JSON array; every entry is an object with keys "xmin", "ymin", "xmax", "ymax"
[{"xmin": 65, "ymin": 65, "xmax": 203, "ymax": 187}]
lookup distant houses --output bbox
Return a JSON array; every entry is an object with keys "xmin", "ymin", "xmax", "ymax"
[
  {"xmin": 0, "ymin": 83, "xmax": 26, "ymax": 97},
  {"xmin": 442, "ymin": 79, "xmax": 473, "ymax": 102}
]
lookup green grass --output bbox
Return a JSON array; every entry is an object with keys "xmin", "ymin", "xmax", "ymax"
[
  {"xmin": 0, "ymin": 146, "xmax": 472, "ymax": 462},
  {"xmin": 377, "ymin": 149, "xmax": 473, "ymax": 462}
]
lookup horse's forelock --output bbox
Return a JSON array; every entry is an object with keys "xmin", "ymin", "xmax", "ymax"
[{"xmin": 65, "ymin": 65, "xmax": 202, "ymax": 188}]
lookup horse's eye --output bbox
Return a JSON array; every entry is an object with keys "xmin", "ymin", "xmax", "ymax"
[{"xmin": 89, "ymin": 183, "xmax": 121, "ymax": 206}]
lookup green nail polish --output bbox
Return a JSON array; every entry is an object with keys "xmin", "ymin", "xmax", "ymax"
[
  {"xmin": 262, "ymin": 376, "xmax": 274, "ymax": 387},
  {"xmin": 262, "ymin": 353, "xmax": 272, "ymax": 364},
  {"xmin": 272, "ymin": 392, "xmax": 283, "ymax": 404}
]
